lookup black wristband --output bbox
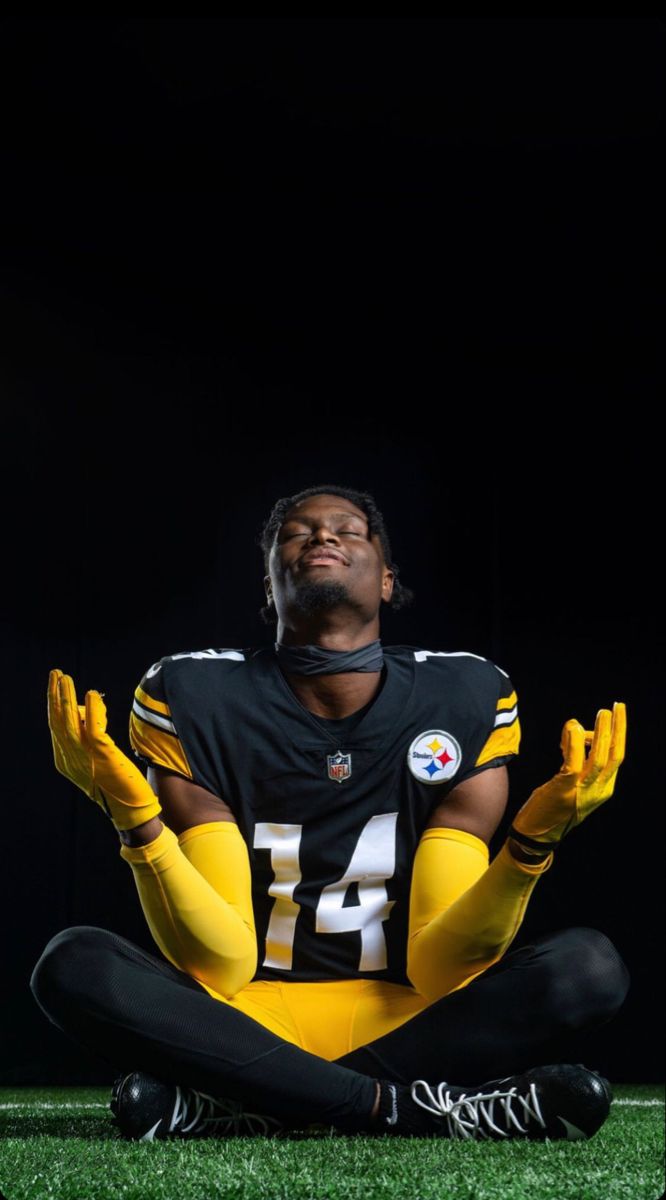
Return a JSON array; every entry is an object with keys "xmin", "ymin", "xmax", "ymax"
[{"xmin": 508, "ymin": 825, "xmax": 561, "ymax": 853}]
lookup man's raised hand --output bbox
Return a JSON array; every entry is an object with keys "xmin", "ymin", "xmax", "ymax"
[
  {"xmin": 48, "ymin": 669, "xmax": 162, "ymax": 832},
  {"xmin": 510, "ymin": 702, "xmax": 626, "ymax": 849}
]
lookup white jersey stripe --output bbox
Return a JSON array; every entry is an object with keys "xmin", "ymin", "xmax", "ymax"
[
  {"xmin": 169, "ymin": 648, "xmax": 246, "ymax": 664},
  {"xmin": 413, "ymin": 649, "xmax": 510, "ymax": 679},
  {"xmin": 132, "ymin": 699, "xmax": 177, "ymax": 735},
  {"xmin": 494, "ymin": 705, "xmax": 518, "ymax": 727},
  {"xmin": 145, "ymin": 649, "xmax": 246, "ymax": 680}
]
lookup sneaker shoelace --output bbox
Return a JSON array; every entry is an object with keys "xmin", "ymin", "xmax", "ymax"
[
  {"xmin": 169, "ymin": 1085, "xmax": 284, "ymax": 1137},
  {"xmin": 410, "ymin": 1079, "xmax": 547, "ymax": 1140}
]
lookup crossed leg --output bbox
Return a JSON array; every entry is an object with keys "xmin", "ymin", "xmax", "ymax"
[{"xmin": 30, "ymin": 925, "xmax": 629, "ymax": 1134}]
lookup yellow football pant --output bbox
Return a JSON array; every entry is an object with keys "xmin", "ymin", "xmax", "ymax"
[{"xmin": 206, "ymin": 978, "xmax": 430, "ymax": 1060}]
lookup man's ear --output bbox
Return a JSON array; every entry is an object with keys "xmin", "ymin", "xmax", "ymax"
[{"xmin": 382, "ymin": 569, "xmax": 395, "ymax": 603}]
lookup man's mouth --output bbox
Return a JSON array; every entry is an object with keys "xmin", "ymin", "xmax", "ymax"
[{"xmin": 300, "ymin": 550, "xmax": 348, "ymax": 567}]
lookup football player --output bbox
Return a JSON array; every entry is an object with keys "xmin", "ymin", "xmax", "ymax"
[{"xmin": 32, "ymin": 485, "xmax": 629, "ymax": 1141}]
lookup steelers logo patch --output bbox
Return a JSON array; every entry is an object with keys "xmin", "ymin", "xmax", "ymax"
[{"xmin": 407, "ymin": 729, "xmax": 462, "ymax": 785}]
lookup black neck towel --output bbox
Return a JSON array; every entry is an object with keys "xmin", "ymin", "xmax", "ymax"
[{"xmin": 275, "ymin": 639, "xmax": 384, "ymax": 675}]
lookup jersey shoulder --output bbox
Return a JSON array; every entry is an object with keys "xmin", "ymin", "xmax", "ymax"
[
  {"xmin": 388, "ymin": 645, "xmax": 520, "ymax": 773},
  {"xmin": 387, "ymin": 644, "xmax": 515, "ymax": 697},
  {"xmin": 129, "ymin": 646, "xmax": 256, "ymax": 777}
]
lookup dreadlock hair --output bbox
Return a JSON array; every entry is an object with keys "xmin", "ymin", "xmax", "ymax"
[{"xmin": 257, "ymin": 484, "xmax": 415, "ymax": 625}]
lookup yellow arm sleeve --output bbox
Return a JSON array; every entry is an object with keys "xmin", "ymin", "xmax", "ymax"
[
  {"xmin": 119, "ymin": 821, "xmax": 257, "ymax": 999},
  {"xmin": 407, "ymin": 827, "xmax": 553, "ymax": 1003}
]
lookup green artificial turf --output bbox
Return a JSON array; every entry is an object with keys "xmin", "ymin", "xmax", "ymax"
[{"xmin": 0, "ymin": 1085, "xmax": 663, "ymax": 1200}]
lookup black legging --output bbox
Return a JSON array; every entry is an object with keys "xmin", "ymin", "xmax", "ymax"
[{"xmin": 30, "ymin": 925, "xmax": 629, "ymax": 1133}]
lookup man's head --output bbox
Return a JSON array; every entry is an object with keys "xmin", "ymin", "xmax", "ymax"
[{"xmin": 258, "ymin": 484, "xmax": 413, "ymax": 636}]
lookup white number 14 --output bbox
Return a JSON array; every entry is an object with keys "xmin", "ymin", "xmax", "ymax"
[{"xmin": 254, "ymin": 812, "xmax": 398, "ymax": 972}]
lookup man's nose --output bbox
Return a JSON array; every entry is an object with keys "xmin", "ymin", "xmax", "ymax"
[{"xmin": 309, "ymin": 524, "xmax": 340, "ymax": 544}]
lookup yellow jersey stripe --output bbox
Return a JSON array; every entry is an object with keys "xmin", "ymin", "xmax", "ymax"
[
  {"xmin": 129, "ymin": 711, "xmax": 193, "ymax": 779},
  {"xmin": 132, "ymin": 697, "xmax": 176, "ymax": 736},
  {"xmin": 474, "ymin": 718, "xmax": 521, "ymax": 767},
  {"xmin": 135, "ymin": 684, "xmax": 171, "ymax": 718},
  {"xmin": 494, "ymin": 703, "xmax": 518, "ymax": 729}
]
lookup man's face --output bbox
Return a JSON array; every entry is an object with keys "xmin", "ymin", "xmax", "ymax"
[{"xmin": 265, "ymin": 493, "xmax": 394, "ymax": 626}]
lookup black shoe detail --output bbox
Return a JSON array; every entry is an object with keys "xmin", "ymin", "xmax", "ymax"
[
  {"xmin": 110, "ymin": 1071, "xmax": 285, "ymax": 1140},
  {"xmin": 375, "ymin": 1064, "xmax": 611, "ymax": 1140}
]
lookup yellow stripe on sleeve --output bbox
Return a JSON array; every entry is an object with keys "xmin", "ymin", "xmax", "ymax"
[
  {"xmin": 129, "ymin": 710, "xmax": 193, "ymax": 779},
  {"xmin": 135, "ymin": 683, "xmax": 172, "ymax": 718},
  {"xmin": 474, "ymin": 716, "xmax": 521, "ymax": 766}
]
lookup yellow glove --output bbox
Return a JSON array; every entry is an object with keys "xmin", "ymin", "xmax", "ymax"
[
  {"xmin": 510, "ymin": 701, "xmax": 626, "ymax": 849},
  {"xmin": 48, "ymin": 669, "xmax": 162, "ymax": 832}
]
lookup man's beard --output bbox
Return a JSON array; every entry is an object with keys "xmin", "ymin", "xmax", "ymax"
[{"xmin": 290, "ymin": 578, "xmax": 355, "ymax": 617}]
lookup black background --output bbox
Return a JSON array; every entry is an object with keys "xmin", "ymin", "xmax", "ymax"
[{"xmin": 1, "ymin": 19, "xmax": 663, "ymax": 1083}]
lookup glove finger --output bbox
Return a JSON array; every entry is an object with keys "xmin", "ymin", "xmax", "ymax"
[
  {"xmin": 48, "ymin": 669, "xmax": 64, "ymax": 736},
  {"xmin": 582, "ymin": 708, "xmax": 612, "ymax": 781},
  {"xmin": 84, "ymin": 689, "xmax": 108, "ymax": 747},
  {"xmin": 608, "ymin": 701, "xmax": 626, "ymax": 767},
  {"xmin": 58, "ymin": 674, "xmax": 84, "ymax": 745},
  {"xmin": 560, "ymin": 719, "xmax": 586, "ymax": 775},
  {"xmin": 47, "ymin": 672, "xmax": 70, "ymax": 771},
  {"xmin": 595, "ymin": 701, "xmax": 627, "ymax": 788}
]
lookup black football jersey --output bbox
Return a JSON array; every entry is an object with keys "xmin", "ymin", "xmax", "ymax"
[{"xmin": 130, "ymin": 645, "xmax": 520, "ymax": 986}]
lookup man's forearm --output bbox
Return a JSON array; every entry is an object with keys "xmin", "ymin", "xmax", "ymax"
[
  {"xmin": 119, "ymin": 822, "xmax": 257, "ymax": 998},
  {"xmin": 407, "ymin": 833, "xmax": 553, "ymax": 1003}
]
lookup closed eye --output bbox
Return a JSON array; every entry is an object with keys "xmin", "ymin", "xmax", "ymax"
[{"xmin": 281, "ymin": 527, "xmax": 364, "ymax": 540}]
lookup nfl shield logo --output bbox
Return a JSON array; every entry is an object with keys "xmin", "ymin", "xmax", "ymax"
[{"xmin": 327, "ymin": 751, "xmax": 352, "ymax": 783}]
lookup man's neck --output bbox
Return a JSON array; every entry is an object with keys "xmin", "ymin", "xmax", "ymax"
[
  {"xmin": 277, "ymin": 612, "xmax": 378, "ymax": 652},
  {"xmin": 281, "ymin": 668, "xmax": 384, "ymax": 720},
  {"xmin": 275, "ymin": 616, "xmax": 383, "ymax": 719}
]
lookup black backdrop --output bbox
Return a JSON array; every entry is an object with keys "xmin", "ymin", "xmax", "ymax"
[{"xmin": 1, "ymin": 19, "xmax": 663, "ymax": 1084}]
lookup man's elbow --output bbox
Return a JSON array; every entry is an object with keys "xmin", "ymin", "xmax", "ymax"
[
  {"xmin": 406, "ymin": 928, "xmax": 502, "ymax": 1004},
  {"xmin": 406, "ymin": 929, "xmax": 454, "ymax": 1001},
  {"xmin": 201, "ymin": 938, "xmax": 258, "ymax": 1000},
  {"xmin": 167, "ymin": 923, "xmax": 258, "ymax": 1001}
]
